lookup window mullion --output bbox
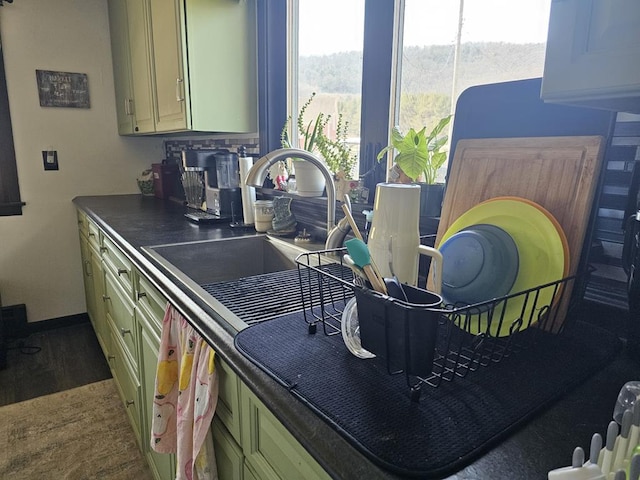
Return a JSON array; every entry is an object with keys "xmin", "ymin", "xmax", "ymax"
[{"xmin": 359, "ymin": 0, "xmax": 398, "ymax": 196}]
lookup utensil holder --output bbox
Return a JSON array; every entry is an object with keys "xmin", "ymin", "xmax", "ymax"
[{"xmin": 354, "ymin": 285, "xmax": 442, "ymax": 377}]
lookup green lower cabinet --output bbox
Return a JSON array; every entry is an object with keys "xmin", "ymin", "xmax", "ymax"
[
  {"xmin": 243, "ymin": 463, "xmax": 260, "ymax": 480},
  {"xmin": 137, "ymin": 302, "xmax": 176, "ymax": 480},
  {"xmin": 212, "ymin": 417, "xmax": 244, "ymax": 480},
  {"xmin": 239, "ymin": 383, "xmax": 331, "ymax": 480},
  {"xmin": 109, "ymin": 322, "xmax": 142, "ymax": 448}
]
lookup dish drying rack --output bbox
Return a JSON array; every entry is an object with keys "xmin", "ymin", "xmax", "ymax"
[{"xmin": 295, "ymin": 247, "xmax": 588, "ymax": 402}]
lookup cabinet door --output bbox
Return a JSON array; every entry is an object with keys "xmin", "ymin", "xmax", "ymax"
[
  {"xmin": 79, "ymin": 233, "xmax": 97, "ymax": 325},
  {"xmin": 104, "ymin": 270, "xmax": 137, "ymax": 370},
  {"xmin": 240, "ymin": 383, "xmax": 331, "ymax": 480},
  {"xmin": 139, "ymin": 308, "xmax": 176, "ymax": 480},
  {"xmin": 212, "ymin": 418, "xmax": 244, "ymax": 480},
  {"xmin": 90, "ymin": 247, "xmax": 109, "ymax": 354},
  {"xmin": 107, "ymin": 0, "xmax": 135, "ymax": 134},
  {"xmin": 542, "ymin": 0, "xmax": 640, "ymax": 112},
  {"xmin": 109, "ymin": 323, "xmax": 143, "ymax": 447},
  {"xmin": 126, "ymin": 0, "xmax": 156, "ymax": 133},
  {"xmin": 149, "ymin": 0, "xmax": 188, "ymax": 132}
]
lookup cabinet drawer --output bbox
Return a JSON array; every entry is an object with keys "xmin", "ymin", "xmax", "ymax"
[
  {"xmin": 217, "ymin": 357, "xmax": 241, "ymax": 445},
  {"xmin": 136, "ymin": 273, "xmax": 168, "ymax": 332},
  {"xmin": 77, "ymin": 210, "xmax": 89, "ymax": 237},
  {"xmin": 102, "ymin": 235, "xmax": 134, "ymax": 298},
  {"xmin": 109, "ymin": 326, "xmax": 142, "ymax": 447},
  {"xmin": 87, "ymin": 219, "xmax": 101, "ymax": 251},
  {"xmin": 240, "ymin": 383, "xmax": 330, "ymax": 480},
  {"xmin": 104, "ymin": 270, "xmax": 137, "ymax": 369}
]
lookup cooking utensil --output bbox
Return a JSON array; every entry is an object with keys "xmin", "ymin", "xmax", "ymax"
[
  {"xmin": 384, "ymin": 277, "xmax": 407, "ymax": 301},
  {"xmin": 343, "ymin": 254, "xmax": 367, "ymax": 287},
  {"xmin": 345, "ymin": 238, "xmax": 387, "ymax": 294},
  {"xmin": 341, "ymin": 203, "xmax": 385, "ymax": 282}
]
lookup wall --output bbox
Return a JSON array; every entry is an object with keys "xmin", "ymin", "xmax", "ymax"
[{"xmin": 0, "ymin": 0, "xmax": 164, "ymax": 322}]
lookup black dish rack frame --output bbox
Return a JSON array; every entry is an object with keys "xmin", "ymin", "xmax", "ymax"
[{"xmin": 295, "ymin": 247, "xmax": 588, "ymax": 402}]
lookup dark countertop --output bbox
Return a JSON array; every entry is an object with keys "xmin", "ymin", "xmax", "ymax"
[{"xmin": 73, "ymin": 194, "xmax": 640, "ymax": 480}]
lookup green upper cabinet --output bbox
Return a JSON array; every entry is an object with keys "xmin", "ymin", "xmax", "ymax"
[
  {"xmin": 541, "ymin": 0, "xmax": 640, "ymax": 113},
  {"xmin": 108, "ymin": 0, "xmax": 135, "ymax": 135},
  {"xmin": 108, "ymin": 0, "xmax": 258, "ymax": 135}
]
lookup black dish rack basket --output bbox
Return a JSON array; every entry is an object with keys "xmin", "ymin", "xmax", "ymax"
[{"xmin": 295, "ymin": 247, "xmax": 587, "ymax": 402}]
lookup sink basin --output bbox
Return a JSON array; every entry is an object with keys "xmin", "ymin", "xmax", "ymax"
[
  {"xmin": 143, "ymin": 235, "xmax": 300, "ymax": 285},
  {"xmin": 142, "ymin": 235, "xmax": 322, "ymax": 332}
]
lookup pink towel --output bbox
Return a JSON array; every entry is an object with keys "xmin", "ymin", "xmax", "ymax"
[{"xmin": 151, "ymin": 304, "xmax": 219, "ymax": 480}]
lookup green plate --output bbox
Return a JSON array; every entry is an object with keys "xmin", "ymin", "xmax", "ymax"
[{"xmin": 439, "ymin": 197, "xmax": 568, "ymax": 337}]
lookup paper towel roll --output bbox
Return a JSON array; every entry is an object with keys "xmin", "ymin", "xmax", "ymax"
[{"xmin": 239, "ymin": 156, "xmax": 256, "ymax": 224}]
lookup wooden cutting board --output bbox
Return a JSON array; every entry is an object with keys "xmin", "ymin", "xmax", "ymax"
[{"xmin": 429, "ymin": 135, "xmax": 606, "ymax": 331}]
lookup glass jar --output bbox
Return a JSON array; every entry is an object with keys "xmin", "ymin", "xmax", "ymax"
[{"xmin": 254, "ymin": 200, "xmax": 274, "ymax": 232}]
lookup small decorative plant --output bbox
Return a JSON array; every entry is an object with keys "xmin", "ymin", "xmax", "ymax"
[
  {"xmin": 376, "ymin": 114, "xmax": 452, "ymax": 184},
  {"xmin": 281, "ymin": 92, "xmax": 357, "ymax": 179}
]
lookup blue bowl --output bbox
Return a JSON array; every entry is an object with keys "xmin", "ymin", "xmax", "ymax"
[{"xmin": 440, "ymin": 223, "xmax": 519, "ymax": 306}]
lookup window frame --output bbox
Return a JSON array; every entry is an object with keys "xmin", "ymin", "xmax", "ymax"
[
  {"xmin": 0, "ymin": 43, "xmax": 22, "ymax": 216},
  {"xmin": 258, "ymin": 0, "xmax": 399, "ymax": 200}
]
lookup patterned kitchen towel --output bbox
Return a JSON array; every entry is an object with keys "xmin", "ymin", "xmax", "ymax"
[{"xmin": 151, "ymin": 304, "xmax": 219, "ymax": 480}]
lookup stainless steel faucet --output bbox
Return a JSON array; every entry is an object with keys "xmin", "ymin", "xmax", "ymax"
[{"xmin": 245, "ymin": 148, "xmax": 337, "ymax": 243}]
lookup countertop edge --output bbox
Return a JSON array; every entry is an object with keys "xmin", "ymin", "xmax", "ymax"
[{"xmin": 72, "ymin": 195, "xmax": 395, "ymax": 480}]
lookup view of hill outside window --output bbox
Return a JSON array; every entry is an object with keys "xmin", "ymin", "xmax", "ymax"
[
  {"xmin": 294, "ymin": 0, "xmax": 551, "ymax": 181},
  {"xmin": 399, "ymin": 0, "xmax": 551, "ymax": 180},
  {"xmin": 296, "ymin": 0, "xmax": 364, "ymax": 179}
]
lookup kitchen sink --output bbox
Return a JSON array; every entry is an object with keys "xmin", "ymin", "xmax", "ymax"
[
  {"xmin": 143, "ymin": 235, "xmax": 301, "ymax": 285},
  {"xmin": 141, "ymin": 235, "xmax": 336, "ymax": 332}
]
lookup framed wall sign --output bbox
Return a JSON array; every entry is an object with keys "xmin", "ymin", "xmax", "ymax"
[{"xmin": 35, "ymin": 70, "xmax": 90, "ymax": 108}]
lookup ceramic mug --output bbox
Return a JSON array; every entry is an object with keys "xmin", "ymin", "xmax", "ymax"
[{"xmin": 367, "ymin": 183, "xmax": 442, "ymax": 292}]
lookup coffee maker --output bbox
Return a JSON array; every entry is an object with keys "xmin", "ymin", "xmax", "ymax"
[
  {"xmin": 180, "ymin": 149, "xmax": 242, "ymax": 223},
  {"xmin": 205, "ymin": 150, "xmax": 243, "ymax": 220}
]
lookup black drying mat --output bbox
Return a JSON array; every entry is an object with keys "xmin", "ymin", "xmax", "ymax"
[{"xmin": 235, "ymin": 312, "xmax": 621, "ymax": 478}]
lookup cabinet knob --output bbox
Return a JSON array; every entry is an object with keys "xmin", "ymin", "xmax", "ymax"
[
  {"xmin": 107, "ymin": 354, "xmax": 115, "ymax": 361},
  {"xmin": 88, "ymin": 232, "xmax": 95, "ymax": 237},
  {"xmin": 102, "ymin": 295, "xmax": 110, "ymax": 302},
  {"xmin": 125, "ymin": 399, "xmax": 135, "ymax": 408},
  {"xmin": 117, "ymin": 268, "xmax": 128, "ymax": 277},
  {"xmin": 120, "ymin": 328, "xmax": 131, "ymax": 337},
  {"xmin": 100, "ymin": 246, "xmax": 107, "ymax": 253},
  {"xmin": 137, "ymin": 292, "xmax": 147, "ymax": 300}
]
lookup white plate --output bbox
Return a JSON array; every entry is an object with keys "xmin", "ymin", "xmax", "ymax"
[{"xmin": 341, "ymin": 298, "xmax": 376, "ymax": 359}]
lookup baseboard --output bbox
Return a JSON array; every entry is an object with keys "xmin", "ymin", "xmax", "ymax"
[
  {"xmin": 26, "ymin": 313, "xmax": 90, "ymax": 334},
  {"xmin": 1, "ymin": 304, "xmax": 91, "ymax": 339}
]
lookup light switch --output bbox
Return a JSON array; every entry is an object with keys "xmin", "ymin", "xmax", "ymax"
[{"xmin": 42, "ymin": 150, "xmax": 58, "ymax": 171}]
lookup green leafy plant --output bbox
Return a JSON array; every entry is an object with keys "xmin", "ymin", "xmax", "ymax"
[
  {"xmin": 281, "ymin": 92, "xmax": 357, "ymax": 178},
  {"xmin": 376, "ymin": 114, "xmax": 452, "ymax": 184}
]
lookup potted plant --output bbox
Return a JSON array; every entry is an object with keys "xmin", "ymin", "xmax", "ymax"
[
  {"xmin": 281, "ymin": 93, "xmax": 358, "ymax": 196},
  {"xmin": 376, "ymin": 114, "xmax": 452, "ymax": 217}
]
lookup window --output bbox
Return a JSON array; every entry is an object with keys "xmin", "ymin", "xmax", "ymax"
[
  {"xmin": 0, "ymin": 44, "xmax": 22, "ymax": 216},
  {"xmin": 289, "ymin": 0, "xmax": 364, "ymax": 179},
  {"xmin": 260, "ymin": 0, "xmax": 552, "ymax": 196},
  {"xmin": 397, "ymin": 1, "xmax": 551, "ymax": 181}
]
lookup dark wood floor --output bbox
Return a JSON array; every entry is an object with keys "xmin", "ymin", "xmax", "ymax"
[{"xmin": 0, "ymin": 321, "xmax": 111, "ymax": 407}]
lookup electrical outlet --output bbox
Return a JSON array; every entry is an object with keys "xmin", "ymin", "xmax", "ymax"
[{"xmin": 42, "ymin": 150, "xmax": 58, "ymax": 171}]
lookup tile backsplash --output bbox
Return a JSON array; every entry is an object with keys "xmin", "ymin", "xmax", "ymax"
[{"xmin": 163, "ymin": 134, "xmax": 260, "ymax": 163}]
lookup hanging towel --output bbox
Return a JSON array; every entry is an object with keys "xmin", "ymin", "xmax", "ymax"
[{"xmin": 151, "ymin": 304, "xmax": 219, "ymax": 480}]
